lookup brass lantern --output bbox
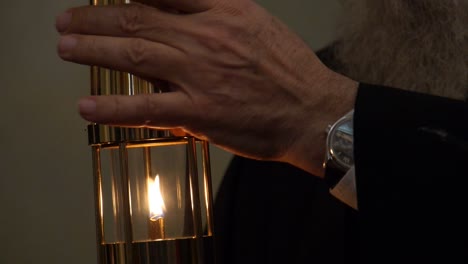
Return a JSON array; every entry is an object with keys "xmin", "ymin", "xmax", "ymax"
[{"xmin": 88, "ymin": 3, "xmax": 215, "ymax": 264}]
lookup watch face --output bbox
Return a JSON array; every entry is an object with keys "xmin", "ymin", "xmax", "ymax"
[{"xmin": 329, "ymin": 118, "xmax": 354, "ymax": 170}]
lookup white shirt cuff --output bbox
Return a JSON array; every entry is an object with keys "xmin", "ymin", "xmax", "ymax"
[{"xmin": 329, "ymin": 166, "xmax": 358, "ymax": 210}]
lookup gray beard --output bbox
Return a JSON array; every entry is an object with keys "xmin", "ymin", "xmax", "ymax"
[{"xmin": 335, "ymin": 0, "xmax": 468, "ymax": 100}]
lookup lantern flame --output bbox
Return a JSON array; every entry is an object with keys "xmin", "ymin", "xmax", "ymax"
[{"xmin": 148, "ymin": 174, "xmax": 165, "ymax": 221}]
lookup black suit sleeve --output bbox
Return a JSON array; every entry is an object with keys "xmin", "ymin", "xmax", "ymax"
[{"xmin": 354, "ymin": 83, "xmax": 468, "ymax": 263}]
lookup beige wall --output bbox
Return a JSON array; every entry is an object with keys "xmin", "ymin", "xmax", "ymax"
[{"xmin": 0, "ymin": 1, "xmax": 342, "ymax": 263}]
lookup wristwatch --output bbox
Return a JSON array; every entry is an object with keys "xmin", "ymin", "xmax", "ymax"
[{"xmin": 323, "ymin": 110, "xmax": 354, "ymax": 189}]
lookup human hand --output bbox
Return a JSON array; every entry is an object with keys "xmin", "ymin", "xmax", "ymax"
[{"xmin": 56, "ymin": 0, "xmax": 357, "ymax": 177}]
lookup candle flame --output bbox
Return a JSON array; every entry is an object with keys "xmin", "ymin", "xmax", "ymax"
[{"xmin": 148, "ymin": 174, "xmax": 165, "ymax": 221}]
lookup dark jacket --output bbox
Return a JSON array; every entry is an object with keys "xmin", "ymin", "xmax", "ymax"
[{"xmin": 213, "ymin": 47, "xmax": 468, "ymax": 263}]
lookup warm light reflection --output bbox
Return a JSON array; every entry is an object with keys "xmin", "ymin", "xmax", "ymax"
[{"xmin": 148, "ymin": 174, "xmax": 165, "ymax": 221}]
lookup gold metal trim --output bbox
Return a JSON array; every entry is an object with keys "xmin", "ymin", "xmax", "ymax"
[{"xmin": 87, "ymin": 124, "xmax": 178, "ymax": 145}]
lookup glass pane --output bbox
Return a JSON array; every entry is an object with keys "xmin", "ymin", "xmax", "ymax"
[
  {"xmin": 99, "ymin": 146, "xmax": 125, "ymax": 244},
  {"xmin": 128, "ymin": 142, "xmax": 194, "ymax": 242}
]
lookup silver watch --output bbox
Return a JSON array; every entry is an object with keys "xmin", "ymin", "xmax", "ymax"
[{"xmin": 323, "ymin": 110, "xmax": 354, "ymax": 188}]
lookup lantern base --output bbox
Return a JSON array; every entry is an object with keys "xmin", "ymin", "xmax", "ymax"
[{"xmin": 100, "ymin": 236, "xmax": 214, "ymax": 264}]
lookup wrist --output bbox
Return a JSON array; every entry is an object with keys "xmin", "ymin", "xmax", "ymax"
[{"xmin": 283, "ymin": 71, "xmax": 358, "ymax": 177}]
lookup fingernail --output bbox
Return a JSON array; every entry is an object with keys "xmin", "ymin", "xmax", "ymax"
[
  {"xmin": 78, "ymin": 98, "xmax": 97, "ymax": 116},
  {"xmin": 56, "ymin": 11, "xmax": 72, "ymax": 33},
  {"xmin": 58, "ymin": 35, "xmax": 77, "ymax": 55}
]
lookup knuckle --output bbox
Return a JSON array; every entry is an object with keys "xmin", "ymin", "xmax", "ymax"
[
  {"xmin": 80, "ymin": 36, "xmax": 101, "ymax": 62},
  {"xmin": 119, "ymin": 4, "xmax": 144, "ymax": 34},
  {"xmin": 69, "ymin": 7, "xmax": 99, "ymax": 34},
  {"xmin": 138, "ymin": 94, "xmax": 167, "ymax": 126},
  {"xmin": 111, "ymin": 96, "xmax": 124, "ymax": 123},
  {"xmin": 126, "ymin": 38, "xmax": 149, "ymax": 66},
  {"xmin": 142, "ymin": 95, "xmax": 158, "ymax": 122},
  {"xmin": 85, "ymin": 36, "xmax": 98, "ymax": 53}
]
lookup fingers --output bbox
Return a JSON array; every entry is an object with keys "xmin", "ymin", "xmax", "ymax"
[
  {"xmin": 133, "ymin": 0, "xmax": 219, "ymax": 13},
  {"xmin": 78, "ymin": 92, "xmax": 192, "ymax": 128},
  {"xmin": 57, "ymin": 34, "xmax": 185, "ymax": 81},
  {"xmin": 56, "ymin": 4, "xmax": 185, "ymax": 44}
]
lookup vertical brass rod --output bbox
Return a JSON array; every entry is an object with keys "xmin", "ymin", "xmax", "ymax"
[
  {"xmin": 90, "ymin": 66, "xmax": 99, "ymax": 96},
  {"xmin": 143, "ymin": 146, "xmax": 152, "ymax": 264},
  {"xmin": 187, "ymin": 138, "xmax": 205, "ymax": 263},
  {"xmin": 201, "ymin": 141, "xmax": 214, "ymax": 236},
  {"xmin": 143, "ymin": 147, "xmax": 152, "ymax": 179},
  {"xmin": 118, "ymin": 143, "xmax": 134, "ymax": 263},
  {"xmin": 92, "ymin": 146, "xmax": 106, "ymax": 264}
]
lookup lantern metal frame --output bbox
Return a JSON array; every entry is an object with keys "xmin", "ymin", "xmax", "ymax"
[{"xmin": 88, "ymin": 63, "xmax": 214, "ymax": 263}]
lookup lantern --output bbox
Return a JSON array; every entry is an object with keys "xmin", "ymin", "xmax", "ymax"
[{"xmin": 87, "ymin": 2, "xmax": 215, "ymax": 263}]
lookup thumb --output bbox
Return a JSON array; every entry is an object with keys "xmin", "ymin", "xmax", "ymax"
[
  {"xmin": 78, "ymin": 92, "xmax": 192, "ymax": 128},
  {"xmin": 134, "ymin": 0, "xmax": 219, "ymax": 13}
]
